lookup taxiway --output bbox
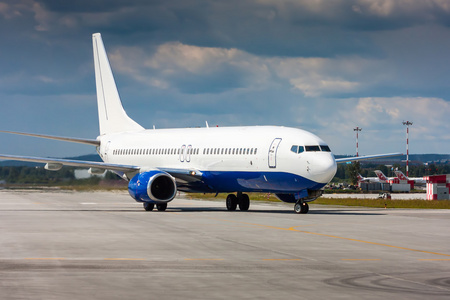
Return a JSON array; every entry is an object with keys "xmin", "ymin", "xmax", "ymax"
[{"xmin": 0, "ymin": 190, "xmax": 449, "ymax": 299}]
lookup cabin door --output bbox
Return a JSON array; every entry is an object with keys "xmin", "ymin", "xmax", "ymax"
[{"xmin": 268, "ymin": 138, "xmax": 282, "ymax": 168}]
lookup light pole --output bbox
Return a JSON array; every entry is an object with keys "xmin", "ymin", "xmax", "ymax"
[
  {"xmin": 402, "ymin": 121, "xmax": 413, "ymax": 177},
  {"xmin": 353, "ymin": 127, "xmax": 362, "ymax": 157}
]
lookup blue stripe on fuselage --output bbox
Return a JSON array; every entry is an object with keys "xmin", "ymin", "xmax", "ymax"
[{"xmin": 179, "ymin": 171, "xmax": 325, "ymax": 194}]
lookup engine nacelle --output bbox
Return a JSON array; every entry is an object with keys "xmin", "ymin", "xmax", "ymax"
[{"xmin": 128, "ymin": 170, "xmax": 177, "ymax": 203}]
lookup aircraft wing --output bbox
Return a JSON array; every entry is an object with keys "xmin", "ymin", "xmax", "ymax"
[
  {"xmin": 335, "ymin": 152, "xmax": 403, "ymax": 164},
  {"xmin": 0, "ymin": 154, "xmax": 139, "ymax": 173},
  {"xmin": 0, "ymin": 130, "xmax": 100, "ymax": 146},
  {"xmin": 0, "ymin": 154, "xmax": 204, "ymax": 183}
]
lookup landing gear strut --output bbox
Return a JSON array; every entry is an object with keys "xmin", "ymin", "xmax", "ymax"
[
  {"xmin": 294, "ymin": 201, "xmax": 309, "ymax": 214},
  {"xmin": 226, "ymin": 193, "xmax": 250, "ymax": 211}
]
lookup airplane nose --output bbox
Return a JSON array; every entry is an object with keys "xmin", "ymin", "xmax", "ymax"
[{"xmin": 309, "ymin": 154, "xmax": 337, "ymax": 183}]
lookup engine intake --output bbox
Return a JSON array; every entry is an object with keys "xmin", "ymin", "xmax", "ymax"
[{"xmin": 128, "ymin": 170, "xmax": 177, "ymax": 203}]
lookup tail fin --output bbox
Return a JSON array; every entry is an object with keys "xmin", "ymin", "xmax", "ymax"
[
  {"xmin": 374, "ymin": 170, "xmax": 388, "ymax": 181},
  {"xmin": 395, "ymin": 170, "xmax": 408, "ymax": 180},
  {"xmin": 92, "ymin": 33, "xmax": 144, "ymax": 135},
  {"xmin": 357, "ymin": 174, "xmax": 364, "ymax": 182}
]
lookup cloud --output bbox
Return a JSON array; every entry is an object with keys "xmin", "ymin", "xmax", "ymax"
[
  {"xmin": 309, "ymin": 97, "xmax": 450, "ymax": 154},
  {"xmin": 108, "ymin": 41, "xmax": 373, "ymax": 96},
  {"xmin": 109, "ymin": 42, "xmax": 272, "ymax": 94},
  {"xmin": 0, "ymin": 0, "xmax": 449, "ymax": 157}
]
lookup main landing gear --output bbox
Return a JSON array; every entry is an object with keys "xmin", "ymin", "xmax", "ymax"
[
  {"xmin": 143, "ymin": 202, "xmax": 167, "ymax": 211},
  {"xmin": 294, "ymin": 201, "xmax": 309, "ymax": 214},
  {"xmin": 226, "ymin": 192, "xmax": 250, "ymax": 211}
]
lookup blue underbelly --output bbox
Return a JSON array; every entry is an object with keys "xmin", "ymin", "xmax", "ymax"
[{"xmin": 177, "ymin": 171, "xmax": 326, "ymax": 193}]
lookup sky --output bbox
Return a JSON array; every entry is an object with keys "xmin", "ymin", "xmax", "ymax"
[{"xmin": 0, "ymin": 0, "xmax": 449, "ymax": 158}]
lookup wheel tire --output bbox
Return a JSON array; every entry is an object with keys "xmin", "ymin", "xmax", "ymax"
[
  {"xmin": 226, "ymin": 194, "xmax": 238, "ymax": 211},
  {"xmin": 239, "ymin": 194, "xmax": 250, "ymax": 211},
  {"xmin": 144, "ymin": 203, "xmax": 154, "ymax": 211},
  {"xmin": 294, "ymin": 202, "xmax": 309, "ymax": 214},
  {"xmin": 301, "ymin": 202, "xmax": 309, "ymax": 214},
  {"xmin": 156, "ymin": 203, "xmax": 167, "ymax": 211}
]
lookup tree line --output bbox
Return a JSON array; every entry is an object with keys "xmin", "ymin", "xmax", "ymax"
[{"xmin": 0, "ymin": 166, "xmax": 119, "ymax": 184}]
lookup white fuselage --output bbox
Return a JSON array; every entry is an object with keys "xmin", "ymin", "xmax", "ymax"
[{"xmin": 98, "ymin": 126, "xmax": 337, "ymax": 194}]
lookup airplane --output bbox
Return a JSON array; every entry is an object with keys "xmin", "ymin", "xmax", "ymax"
[
  {"xmin": 0, "ymin": 33, "xmax": 403, "ymax": 214},
  {"xmin": 394, "ymin": 170, "xmax": 426, "ymax": 185},
  {"xmin": 374, "ymin": 170, "xmax": 395, "ymax": 183},
  {"xmin": 357, "ymin": 174, "xmax": 382, "ymax": 183}
]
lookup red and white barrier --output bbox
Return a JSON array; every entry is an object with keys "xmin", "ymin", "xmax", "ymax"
[{"xmin": 424, "ymin": 175, "xmax": 450, "ymax": 200}]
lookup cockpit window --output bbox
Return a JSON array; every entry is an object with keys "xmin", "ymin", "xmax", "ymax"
[
  {"xmin": 305, "ymin": 145, "xmax": 321, "ymax": 152},
  {"xmin": 291, "ymin": 145, "xmax": 305, "ymax": 154},
  {"xmin": 320, "ymin": 145, "xmax": 331, "ymax": 152}
]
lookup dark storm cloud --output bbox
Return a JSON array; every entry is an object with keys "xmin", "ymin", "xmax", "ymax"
[
  {"xmin": 0, "ymin": 0, "xmax": 449, "ymax": 156},
  {"xmin": 4, "ymin": 0, "xmax": 450, "ymax": 58}
]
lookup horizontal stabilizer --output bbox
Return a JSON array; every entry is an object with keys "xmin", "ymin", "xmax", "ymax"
[{"xmin": 0, "ymin": 130, "xmax": 100, "ymax": 146}]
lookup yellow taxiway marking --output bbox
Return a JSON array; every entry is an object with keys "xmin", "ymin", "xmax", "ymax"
[
  {"xmin": 104, "ymin": 258, "xmax": 146, "ymax": 261},
  {"xmin": 262, "ymin": 259, "xmax": 302, "ymax": 261},
  {"xmin": 25, "ymin": 258, "xmax": 65, "ymax": 260},
  {"xmin": 184, "ymin": 258, "xmax": 224, "ymax": 261},
  {"xmin": 341, "ymin": 259, "xmax": 381, "ymax": 261}
]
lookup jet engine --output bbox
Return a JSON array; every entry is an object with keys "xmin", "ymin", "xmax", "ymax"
[{"xmin": 128, "ymin": 170, "xmax": 177, "ymax": 203}]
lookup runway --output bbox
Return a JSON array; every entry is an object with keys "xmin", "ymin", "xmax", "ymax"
[{"xmin": 0, "ymin": 190, "xmax": 449, "ymax": 299}]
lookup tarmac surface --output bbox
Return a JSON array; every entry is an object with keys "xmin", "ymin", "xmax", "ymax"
[{"xmin": 0, "ymin": 189, "xmax": 449, "ymax": 299}]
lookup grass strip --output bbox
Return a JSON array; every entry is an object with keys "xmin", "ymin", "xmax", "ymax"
[
  {"xmin": 187, "ymin": 193, "xmax": 450, "ymax": 209},
  {"xmin": 313, "ymin": 198, "xmax": 450, "ymax": 209}
]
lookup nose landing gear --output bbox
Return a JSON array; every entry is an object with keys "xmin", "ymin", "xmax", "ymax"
[{"xmin": 294, "ymin": 201, "xmax": 309, "ymax": 214}]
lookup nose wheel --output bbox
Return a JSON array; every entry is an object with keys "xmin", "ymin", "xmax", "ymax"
[{"xmin": 294, "ymin": 202, "xmax": 309, "ymax": 214}]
